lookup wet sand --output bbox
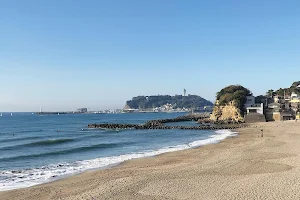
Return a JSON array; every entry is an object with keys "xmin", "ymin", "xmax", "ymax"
[{"xmin": 2, "ymin": 121, "xmax": 300, "ymax": 200}]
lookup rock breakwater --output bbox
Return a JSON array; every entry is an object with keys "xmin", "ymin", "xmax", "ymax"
[{"xmin": 88, "ymin": 113, "xmax": 247, "ymax": 130}]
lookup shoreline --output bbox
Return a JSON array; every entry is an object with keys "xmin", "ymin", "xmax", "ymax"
[
  {"xmin": 2, "ymin": 121, "xmax": 300, "ymax": 199},
  {"xmin": 0, "ymin": 129, "xmax": 236, "ymax": 192}
]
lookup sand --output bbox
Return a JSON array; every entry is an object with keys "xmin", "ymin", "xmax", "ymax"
[{"xmin": 2, "ymin": 121, "xmax": 300, "ymax": 200}]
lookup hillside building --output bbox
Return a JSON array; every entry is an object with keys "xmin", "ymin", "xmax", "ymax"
[
  {"xmin": 77, "ymin": 108, "xmax": 88, "ymax": 113},
  {"xmin": 244, "ymin": 95, "xmax": 264, "ymax": 115},
  {"xmin": 266, "ymin": 92, "xmax": 300, "ymax": 121},
  {"xmin": 244, "ymin": 96, "xmax": 255, "ymax": 108},
  {"xmin": 244, "ymin": 95, "xmax": 266, "ymax": 123},
  {"xmin": 246, "ymin": 103, "xmax": 264, "ymax": 115}
]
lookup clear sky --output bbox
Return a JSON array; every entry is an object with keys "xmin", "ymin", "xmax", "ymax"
[{"xmin": 1, "ymin": 0, "xmax": 300, "ymax": 112}]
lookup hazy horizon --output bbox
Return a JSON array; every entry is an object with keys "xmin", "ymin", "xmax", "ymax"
[
  {"xmin": 1, "ymin": 0, "xmax": 300, "ymax": 112},
  {"xmin": 0, "ymin": 92, "xmax": 214, "ymax": 112}
]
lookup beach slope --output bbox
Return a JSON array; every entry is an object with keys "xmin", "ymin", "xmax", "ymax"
[{"xmin": 1, "ymin": 121, "xmax": 300, "ymax": 200}]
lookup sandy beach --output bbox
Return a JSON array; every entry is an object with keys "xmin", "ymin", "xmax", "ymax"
[{"xmin": 2, "ymin": 121, "xmax": 300, "ymax": 200}]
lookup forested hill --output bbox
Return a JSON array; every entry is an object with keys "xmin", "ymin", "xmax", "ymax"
[
  {"xmin": 272, "ymin": 81, "xmax": 300, "ymax": 96},
  {"xmin": 125, "ymin": 95, "xmax": 213, "ymax": 110}
]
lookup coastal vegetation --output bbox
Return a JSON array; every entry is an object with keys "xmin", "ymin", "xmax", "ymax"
[
  {"xmin": 267, "ymin": 81, "xmax": 300, "ymax": 97},
  {"xmin": 255, "ymin": 95, "xmax": 268, "ymax": 104},
  {"xmin": 211, "ymin": 85, "xmax": 252, "ymax": 121},
  {"xmin": 125, "ymin": 95, "xmax": 213, "ymax": 110},
  {"xmin": 216, "ymin": 85, "xmax": 252, "ymax": 114}
]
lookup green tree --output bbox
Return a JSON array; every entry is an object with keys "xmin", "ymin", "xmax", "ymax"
[
  {"xmin": 266, "ymin": 89, "xmax": 274, "ymax": 97},
  {"xmin": 276, "ymin": 88, "xmax": 284, "ymax": 96},
  {"xmin": 215, "ymin": 85, "xmax": 251, "ymax": 114}
]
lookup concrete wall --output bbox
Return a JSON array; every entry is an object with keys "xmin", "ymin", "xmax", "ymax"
[
  {"xmin": 244, "ymin": 113, "xmax": 266, "ymax": 123},
  {"xmin": 273, "ymin": 112, "xmax": 281, "ymax": 121},
  {"xmin": 265, "ymin": 111, "xmax": 281, "ymax": 121}
]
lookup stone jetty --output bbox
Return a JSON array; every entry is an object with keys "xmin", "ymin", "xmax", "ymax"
[{"xmin": 88, "ymin": 113, "xmax": 248, "ymax": 130}]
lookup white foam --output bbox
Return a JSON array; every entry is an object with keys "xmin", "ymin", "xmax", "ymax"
[{"xmin": 0, "ymin": 129, "xmax": 237, "ymax": 191}]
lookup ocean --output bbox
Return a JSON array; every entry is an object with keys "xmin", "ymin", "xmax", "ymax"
[{"xmin": 0, "ymin": 112, "xmax": 237, "ymax": 191}]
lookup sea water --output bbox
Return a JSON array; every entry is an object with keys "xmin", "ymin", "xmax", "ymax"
[{"xmin": 0, "ymin": 112, "xmax": 237, "ymax": 191}]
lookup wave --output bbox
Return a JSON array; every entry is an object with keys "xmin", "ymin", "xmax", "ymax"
[
  {"xmin": 25, "ymin": 139, "xmax": 74, "ymax": 146},
  {"xmin": 0, "ymin": 132, "xmax": 110, "ymax": 151},
  {"xmin": 0, "ymin": 142, "xmax": 134, "ymax": 162},
  {"xmin": 0, "ymin": 136, "xmax": 42, "ymax": 143},
  {"xmin": 0, "ymin": 139, "xmax": 75, "ymax": 151},
  {"xmin": 0, "ymin": 129, "xmax": 237, "ymax": 191},
  {"xmin": 0, "ymin": 128, "xmax": 97, "ymax": 136},
  {"xmin": 14, "ymin": 129, "xmax": 43, "ymax": 134},
  {"xmin": 0, "ymin": 129, "xmax": 42, "ymax": 135}
]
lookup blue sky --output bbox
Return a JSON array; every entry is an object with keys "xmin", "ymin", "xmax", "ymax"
[{"xmin": 1, "ymin": 0, "xmax": 300, "ymax": 111}]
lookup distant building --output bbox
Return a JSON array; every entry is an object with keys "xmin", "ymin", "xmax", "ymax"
[
  {"xmin": 77, "ymin": 108, "xmax": 88, "ymax": 113},
  {"xmin": 265, "ymin": 102, "xmax": 281, "ymax": 121},
  {"xmin": 274, "ymin": 95, "xmax": 280, "ymax": 103},
  {"xmin": 244, "ymin": 96, "xmax": 266, "ymax": 123},
  {"xmin": 183, "ymin": 88, "xmax": 186, "ymax": 96},
  {"xmin": 244, "ymin": 96, "xmax": 255, "ymax": 109},
  {"xmin": 297, "ymin": 111, "xmax": 300, "ymax": 120},
  {"xmin": 246, "ymin": 103, "xmax": 264, "ymax": 115},
  {"xmin": 281, "ymin": 110, "xmax": 295, "ymax": 121},
  {"xmin": 291, "ymin": 92, "xmax": 298, "ymax": 100},
  {"xmin": 265, "ymin": 92, "xmax": 299, "ymax": 121},
  {"xmin": 203, "ymin": 106, "xmax": 213, "ymax": 112},
  {"xmin": 268, "ymin": 102, "xmax": 281, "ymax": 110}
]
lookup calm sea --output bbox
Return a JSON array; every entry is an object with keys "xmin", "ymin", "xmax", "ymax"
[{"xmin": 0, "ymin": 112, "xmax": 236, "ymax": 191}]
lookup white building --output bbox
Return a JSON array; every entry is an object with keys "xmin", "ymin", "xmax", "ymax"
[
  {"xmin": 291, "ymin": 92, "xmax": 298, "ymax": 100},
  {"xmin": 246, "ymin": 103, "xmax": 264, "ymax": 115},
  {"xmin": 244, "ymin": 95, "xmax": 264, "ymax": 115}
]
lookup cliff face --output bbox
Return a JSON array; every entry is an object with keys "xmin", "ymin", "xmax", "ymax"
[{"xmin": 210, "ymin": 101, "xmax": 243, "ymax": 121}]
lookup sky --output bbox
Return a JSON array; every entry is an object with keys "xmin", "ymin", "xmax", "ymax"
[{"xmin": 1, "ymin": 0, "xmax": 300, "ymax": 112}]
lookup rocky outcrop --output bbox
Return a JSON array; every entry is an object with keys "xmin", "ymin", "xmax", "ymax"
[{"xmin": 210, "ymin": 101, "xmax": 244, "ymax": 122}]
